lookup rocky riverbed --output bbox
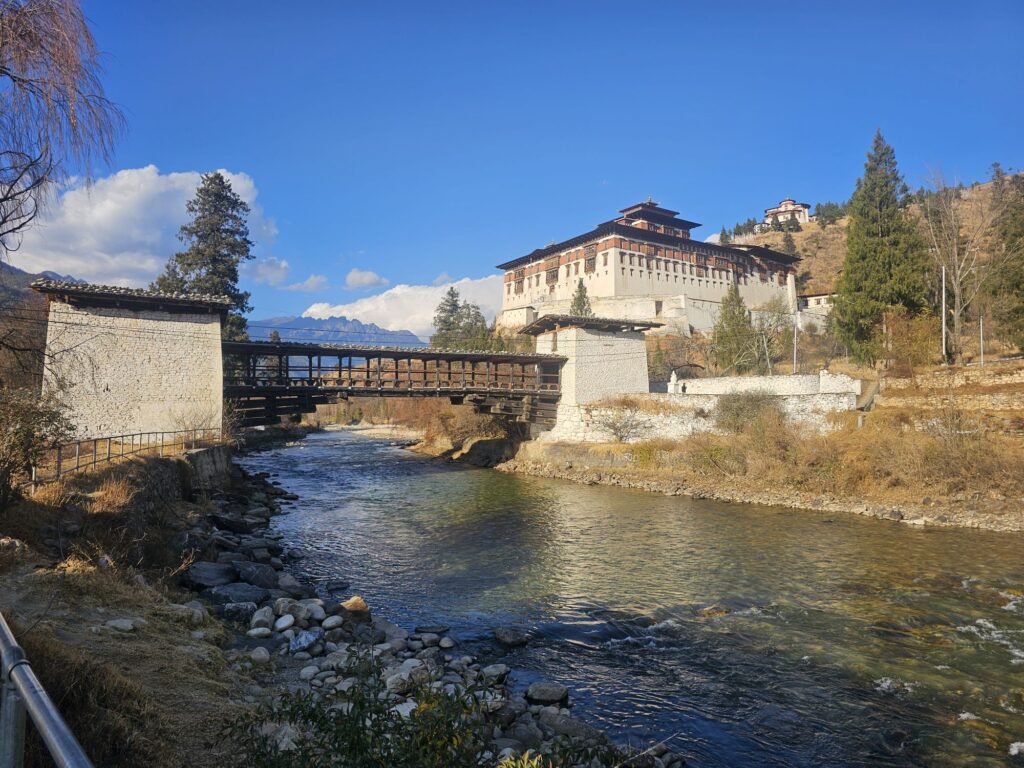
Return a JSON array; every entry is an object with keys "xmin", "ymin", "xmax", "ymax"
[
  {"xmin": 497, "ymin": 448, "xmax": 1024, "ymax": 533},
  {"xmin": 177, "ymin": 463, "xmax": 674, "ymax": 766}
]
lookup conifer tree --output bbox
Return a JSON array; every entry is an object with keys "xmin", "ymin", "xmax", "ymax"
[
  {"xmin": 770, "ymin": 214, "xmax": 783, "ymax": 232},
  {"xmin": 569, "ymin": 279, "xmax": 593, "ymax": 317},
  {"xmin": 833, "ymin": 130, "xmax": 929, "ymax": 363},
  {"xmin": 430, "ymin": 287, "xmax": 462, "ymax": 347},
  {"xmin": 456, "ymin": 301, "xmax": 490, "ymax": 348},
  {"xmin": 151, "ymin": 172, "xmax": 254, "ymax": 340},
  {"xmin": 781, "ymin": 231, "xmax": 798, "ymax": 256},
  {"xmin": 719, "ymin": 226, "xmax": 731, "ymax": 244},
  {"xmin": 713, "ymin": 283, "xmax": 756, "ymax": 373}
]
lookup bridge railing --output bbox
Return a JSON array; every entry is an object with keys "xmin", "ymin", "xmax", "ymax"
[
  {"xmin": 29, "ymin": 428, "xmax": 222, "ymax": 487},
  {"xmin": 1, "ymin": 611, "xmax": 94, "ymax": 767}
]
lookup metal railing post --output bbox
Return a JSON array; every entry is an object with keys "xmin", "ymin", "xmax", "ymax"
[
  {"xmin": 1, "ymin": 612, "xmax": 94, "ymax": 768},
  {"xmin": 0, "ymin": 667, "xmax": 26, "ymax": 768}
]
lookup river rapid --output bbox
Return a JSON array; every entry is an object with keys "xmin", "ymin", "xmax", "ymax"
[{"xmin": 238, "ymin": 429, "xmax": 1024, "ymax": 767}]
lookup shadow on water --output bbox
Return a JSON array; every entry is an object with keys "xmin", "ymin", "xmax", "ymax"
[{"xmin": 240, "ymin": 430, "xmax": 1024, "ymax": 767}]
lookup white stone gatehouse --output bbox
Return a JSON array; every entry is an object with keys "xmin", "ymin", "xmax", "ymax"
[{"xmin": 32, "ymin": 280, "xmax": 231, "ymax": 438}]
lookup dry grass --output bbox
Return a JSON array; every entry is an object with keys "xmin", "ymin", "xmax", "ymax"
[
  {"xmin": 598, "ymin": 395, "xmax": 688, "ymax": 415},
  {"xmin": 623, "ymin": 407, "xmax": 1024, "ymax": 504},
  {"xmin": 0, "ymin": 453, "xmax": 242, "ymax": 768},
  {"xmin": 316, "ymin": 397, "xmax": 505, "ymax": 450}
]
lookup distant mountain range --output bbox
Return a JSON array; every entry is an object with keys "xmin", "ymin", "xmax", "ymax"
[
  {"xmin": 247, "ymin": 315, "xmax": 424, "ymax": 347},
  {"xmin": 0, "ymin": 261, "xmax": 84, "ymax": 301},
  {"xmin": 0, "ymin": 264, "xmax": 422, "ymax": 345}
]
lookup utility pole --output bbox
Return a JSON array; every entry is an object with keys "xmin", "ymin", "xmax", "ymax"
[
  {"xmin": 792, "ymin": 312, "xmax": 798, "ymax": 374},
  {"xmin": 941, "ymin": 265, "xmax": 947, "ymax": 362}
]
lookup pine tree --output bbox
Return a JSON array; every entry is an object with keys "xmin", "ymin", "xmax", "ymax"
[
  {"xmin": 783, "ymin": 216, "xmax": 802, "ymax": 233},
  {"xmin": 569, "ymin": 279, "xmax": 593, "ymax": 317},
  {"xmin": 833, "ymin": 130, "xmax": 929, "ymax": 364},
  {"xmin": 430, "ymin": 287, "xmax": 462, "ymax": 347},
  {"xmin": 781, "ymin": 231, "xmax": 798, "ymax": 256},
  {"xmin": 713, "ymin": 283, "xmax": 756, "ymax": 373},
  {"xmin": 719, "ymin": 226, "xmax": 732, "ymax": 244},
  {"xmin": 151, "ymin": 172, "xmax": 255, "ymax": 340},
  {"xmin": 770, "ymin": 214, "xmax": 783, "ymax": 232},
  {"xmin": 456, "ymin": 300, "xmax": 490, "ymax": 349}
]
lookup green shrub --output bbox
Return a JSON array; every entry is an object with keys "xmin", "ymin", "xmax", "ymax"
[{"xmin": 712, "ymin": 390, "xmax": 785, "ymax": 434}]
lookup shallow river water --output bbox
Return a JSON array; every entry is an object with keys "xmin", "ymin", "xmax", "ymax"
[{"xmin": 239, "ymin": 430, "xmax": 1024, "ymax": 767}]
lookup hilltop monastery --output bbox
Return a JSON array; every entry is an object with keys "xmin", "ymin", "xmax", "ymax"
[{"xmin": 495, "ymin": 200, "xmax": 799, "ymax": 333}]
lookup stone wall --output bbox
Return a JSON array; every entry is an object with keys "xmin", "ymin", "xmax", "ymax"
[
  {"xmin": 670, "ymin": 370, "xmax": 861, "ymax": 397},
  {"xmin": 881, "ymin": 362, "xmax": 1024, "ymax": 391},
  {"xmin": 43, "ymin": 300, "xmax": 224, "ymax": 438},
  {"xmin": 539, "ymin": 390, "xmax": 856, "ymax": 443}
]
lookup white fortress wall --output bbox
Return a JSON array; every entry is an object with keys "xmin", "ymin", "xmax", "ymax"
[
  {"xmin": 43, "ymin": 300, "xmax": 224, "ymax": 438},
  {"xmin": 540, "ymin": 371, "xmax": 861, "ymax": 443}
]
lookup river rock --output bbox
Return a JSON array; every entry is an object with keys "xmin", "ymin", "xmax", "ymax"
[
  {"xmin": 289, "ymin": 627, "xmax": 324, "ymax": 654},
  {"xmin": 274, "ymin": 614, "xmax": 295, "ymax": 632},
  {"xmin": 209, "ymin": 513, "xmax": 264, "ymax": 535},
  {"xmin": 223, "ymin": 602, "xmax": 258, "ymax": 623},
  {"xmin": 322, "ymin": 615, "xmax": 345, "ymax": 631},
  {"xmin": 299, "ymin": 665, "xmax": 319, "ymax": 681},
  {"xmin": 391, "ymin": 700, "xmax": 417, "ymax": 719},
  {"xmin": 494, "ymin": 627, "xmax": 530, "ymax": 647},
  {"xmin": 182, "ymin": 561, "xmax": 236, "ymax": 590},
  {"xmin": 439, "ymin": 636, "xmax": 456, "ymax": 649},
  {"xmin": 482, "ymin": 663, "xmax": 510, "ymax": 682},
  {"xmin": 233, "ymin": 562, "xmax": 280, "ymax": 589},
  {"xmin": 104, "ymin": 618, "xmax": 139, "ymax": 633},
  {"xmin": 250, "ymin": 647, "xmax": 270, "ymax": 664},
  {"xmin": 251, "ymin": 605, "xmax": 274, "ymax": 629},
  {"xmin": 525, "ymin": 681, "xmax": 568, "ymax": 705},
  {"xmin": 206, "ymin": 582, "xmax": 270, "ymax": 605},
  {"xmin": 415, "ymin": 624, "xmax": 449, "ymax": 634},
  {"xmin": 277, "ymin": 573, "xmax": 307, "ymax": 598},
  {"xmin": 341, "ymin": 595, "xmax": 369, "ymax": 612},
  {"xmin": 247, "ymin": 627, "xmax": 272, "ymax": 639},
  {"xmin": 538, "ymin": 710, "xmax": 600, "ymax": 740}
]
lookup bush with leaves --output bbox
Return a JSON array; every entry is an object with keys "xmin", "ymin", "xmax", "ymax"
[
  {"xmin": 0, "ymin": 388, "xmax": 75, "ymax": 512},
  {"xmin": 712, "ymin": 390, "xmax": 785, "ymax": 435},
  {"xmin": 224, "ymin": 647, "xmax": 622, "ymax": 768}
]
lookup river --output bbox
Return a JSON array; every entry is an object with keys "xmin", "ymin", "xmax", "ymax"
[{"xmin": 238, "ymin": 429, "xmax": 1024, "ymax": 767}]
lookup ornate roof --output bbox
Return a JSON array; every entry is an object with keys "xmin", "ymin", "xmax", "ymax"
[
  {"xmin": 519, "ymin": 314, "xmax": 663, "ymax": 336},
  {"xmin": 31, "ymin": 279, "xmax": 234, "ymax": 311}
]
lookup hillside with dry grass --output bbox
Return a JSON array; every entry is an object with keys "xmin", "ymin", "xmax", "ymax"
[{"xmin": 734, "ymin": 177, "xmax": 1015, "ymax": 297}]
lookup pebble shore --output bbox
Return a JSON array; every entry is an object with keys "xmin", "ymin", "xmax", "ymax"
[{"xmin": 175, "ymin": 458, "xmax": 681, "ymax": 767}]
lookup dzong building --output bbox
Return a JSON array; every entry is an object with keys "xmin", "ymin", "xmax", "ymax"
[{"xmin": 495, "ymin": 200, "xmax": 799, "ymax": 334}]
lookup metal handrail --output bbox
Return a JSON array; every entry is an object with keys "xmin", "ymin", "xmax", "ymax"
[
  {"xmin": 29, "ymin": 428, "xmax": 223, "ymax": 487},
  {"xmin": 0, "ymin": 611, "xmax": 94, "ymax": 768}
]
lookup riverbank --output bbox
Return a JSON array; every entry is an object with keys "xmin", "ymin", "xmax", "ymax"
[
  {"xmin": 0, "ymin": 440, "xmax": 665, "ymax": 767},
  {"xmin": 498, "ymin": 440, "xmax": 1024, "ymax": 532},
  {"xmin": 180, "ymin": 445, "xmax": 663, "ymax": 767}
]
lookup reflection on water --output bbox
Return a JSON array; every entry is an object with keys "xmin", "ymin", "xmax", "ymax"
[{"xmin": 239, "ymin": 430, "xmax": 1024, "ymax": 767}]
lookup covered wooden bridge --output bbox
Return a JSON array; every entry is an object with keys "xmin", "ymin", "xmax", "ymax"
[{"xmin": 222, "ymin": 340, "xmax": 564, "ymax": 428}]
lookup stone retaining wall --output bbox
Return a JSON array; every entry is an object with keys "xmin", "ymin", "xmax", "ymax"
[{"xmin": 539, "ymin": 390, "xmax": 856, "ymax": 443}]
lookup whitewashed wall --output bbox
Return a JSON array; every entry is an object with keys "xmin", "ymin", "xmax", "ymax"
[
  {"xmin": 535, "ymin": 326, "xmax": 649, "ymax": 406},
  {"xmin": 42, "ymin": 300, "xmax": 224, "ymax": 438}
]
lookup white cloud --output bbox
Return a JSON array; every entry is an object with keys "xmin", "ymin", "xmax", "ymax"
[
  {"xmin": 9, "ymin": 165, "xmax": 277, "ymax": 286},
  {"xmin": 344, "ymin": 268, "xmax": 389, "ymax": 289},
  {"xmin": 304, "ymin": 274, "xmax": 503, "ymax": 340},
  {"xmin": 245, "ymin": 256, "xmax": 290, "ymax": 286},
  {"xmin": 284, "ymin": 274, "xmax": 328, "ymax": 292}
]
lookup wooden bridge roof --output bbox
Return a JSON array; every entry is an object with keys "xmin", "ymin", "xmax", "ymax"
[{"xmin": 222, "ymin": 339, "xmax": 565, "ymax": 364}]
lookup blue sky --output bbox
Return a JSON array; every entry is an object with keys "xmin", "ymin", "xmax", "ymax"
[{"xmin": 13, "ymin": 0, "xmax": 1024, "ymax": 337}]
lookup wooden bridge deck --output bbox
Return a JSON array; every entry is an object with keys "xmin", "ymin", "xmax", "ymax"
[{"xmin": 222, "ymin": 340, "xmax": 564, "ymax": 427}]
